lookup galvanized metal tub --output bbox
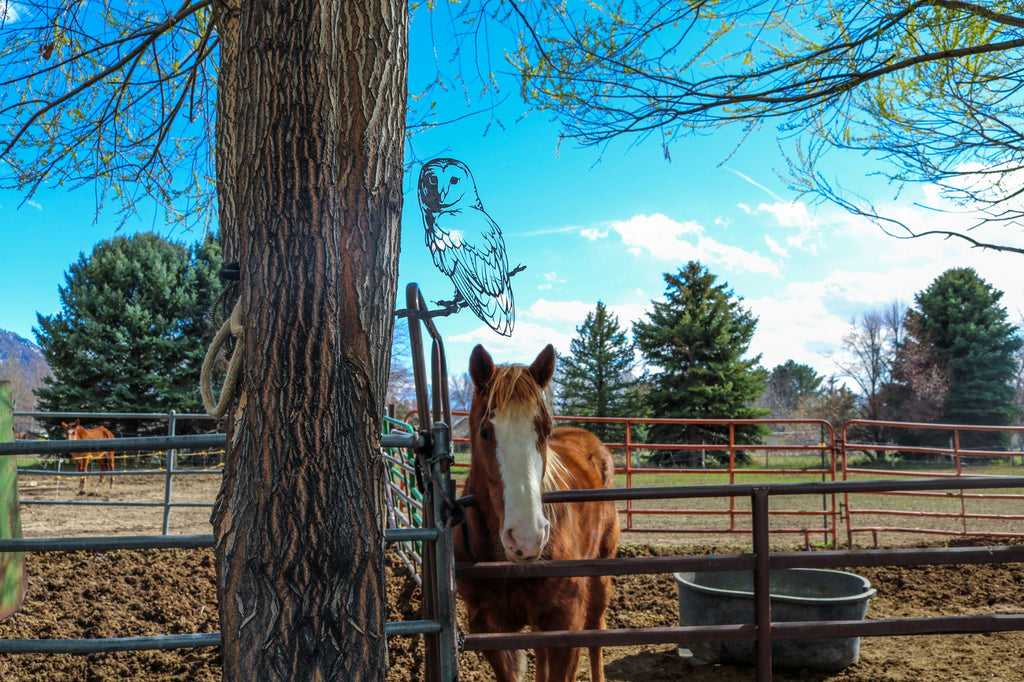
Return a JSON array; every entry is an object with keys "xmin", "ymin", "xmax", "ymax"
[{"xmin": 675, "ymin": 568, "xmax": 876, "ymax": 671}]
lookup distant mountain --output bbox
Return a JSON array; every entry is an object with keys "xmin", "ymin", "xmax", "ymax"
[
  {"xmin": 0, "ymin": 329, "xmax": 52, "ymax": 432},
  {"xmin": 0, "ymin": 329, "xmax": 44, "ymax": 371}
]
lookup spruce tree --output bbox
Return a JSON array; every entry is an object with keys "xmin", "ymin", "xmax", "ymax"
[
  {"xmin": 633, "ymin": 262, "xmax": 769, "ymax": 464},
  {"xmin": 34, "ymin": 232, "xmax": 222, "ymax": 435},
  {"xmin": 554, "ymin": 301, "xmax": 645, "ymax": 443},
  {"xmin": 908, "ymin": 267, "xmax": 1021, "ymax": 449}
]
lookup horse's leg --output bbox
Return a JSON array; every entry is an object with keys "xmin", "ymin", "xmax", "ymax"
[
  {"xmin": 534, "ymin": 578, "xmax": 587, "ymax": 682},
  {"xmin": 584, "ymin": 574, "xmax": 613, "ymax": 682},
  {"xmin": 481, "ymin": 648, "xmax": 527, "ymax": 682},
  {"xmin": 468, "ymin": 607, "xmax": 526, "ymax": 682},
  {"xmin": 74, "ymin": 455, "xmax": 87, "ymax": 493},
  {"xmin": 99, "ymin": 451, "xmax": 113, "ymax": 488},
  {"xmin": 536, "ymin": 646, "xmax": 582, "ymax": 682}
]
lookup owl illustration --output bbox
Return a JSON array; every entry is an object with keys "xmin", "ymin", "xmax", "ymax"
[{"xmin": 418, "ymin": 158, "xmax": 522, "ymax": 336}]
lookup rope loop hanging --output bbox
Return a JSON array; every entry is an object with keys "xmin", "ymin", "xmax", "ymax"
[{"xmin": 201, "ymin": 298, "xmax": 244, "ymax": 419}]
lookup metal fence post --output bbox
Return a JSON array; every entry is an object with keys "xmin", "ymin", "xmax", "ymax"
[
  {"xmin": 752, "ymin": 486, "xmax": 772, "ymax": 682},
  {"xmin": 429, "ymin": 420, "xmax": 458, "ymax": 682},
  {"xmin": 417, "ymin": 420, "xmax": 458, "ymax": 682},
  {"xmin": 161, "ymin": 410, "xmax": 177, "ymax": 535}
]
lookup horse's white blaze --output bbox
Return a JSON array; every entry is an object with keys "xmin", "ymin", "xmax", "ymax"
[{"xmin": 493, "ymin": 405, "xmax": 550, "ymax": 561}]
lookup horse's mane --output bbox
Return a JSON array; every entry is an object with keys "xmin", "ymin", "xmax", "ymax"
[{"xmin": 486, "ymin": 364, "xmax": 552, "ymax": 416}]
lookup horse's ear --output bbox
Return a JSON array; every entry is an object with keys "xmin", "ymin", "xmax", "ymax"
[
  {"xmin": 469, "ymin": 345, "xmax": 494, "ymax": 389},
  {"xmin": 529, "ymin": 344, "xmax": 556, "ymax": 389},
  {"xmin": 74, "ymin": 418, "xmax": 81, "ymax": 427},
  {"xmin": 61, "ymin": 421, "xmax": 68, "ymax": 429}
]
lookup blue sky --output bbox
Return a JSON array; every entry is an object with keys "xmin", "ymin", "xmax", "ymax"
[{"xmin": 2, "ymin": 8, "xmax": 1024, "ymax": 391}]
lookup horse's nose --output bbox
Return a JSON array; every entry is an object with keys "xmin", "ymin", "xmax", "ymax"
[{"xmin": 501, "ymin": 527, "xmax": 545, "ymax": 562}]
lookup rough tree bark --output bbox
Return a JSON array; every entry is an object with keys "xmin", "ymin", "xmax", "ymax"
[{"xmin": 210, "ymin": 1, "xmax": 407, "ymax": 679}]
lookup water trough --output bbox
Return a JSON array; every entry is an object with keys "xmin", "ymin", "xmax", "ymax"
[{"xmin": 675, "ymin": 568, "xmax": 877, "ymax": 671}]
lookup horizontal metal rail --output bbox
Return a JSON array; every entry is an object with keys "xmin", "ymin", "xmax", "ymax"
[
  {"xmin": 15, "ymin": 411, "xmax": 215, "ymax": 420},
  {"xmin": 0, "ymin": 527, "xmax": 437, "ymax": 553},
  {"xmin": 381, "ymin": 432, "xmax": 420, "ymax": 450},
  {"xmin": 19, "ymin": 500, "xmax": 215, "ymax": 508},
  {"xmin": 454, "ymin": 475, "xmax": 1024, "ymax": 509},
  {"xmin": 0, "ymin": 618, "xmax": 444, "ymax": 654},
  {"xmin": 455, "ymin": 543, "xmax": 1024, "ymax": 579},
  {"xmin": 0, "ymin": 633, "xmax": 223, "ymax": 654},
  {"xmin": 0, "ymin": 534, "xmax": 216, "ymax": 552},
  {"xmin": 0, "ymin": 434, "xmax": 226, "ymax": 455},
  {"xmin": 463, "ymin": 614, "xmax": 1024, "ymax": 652},
  {"xmin": 18, "ymin": 467, "xmax": 221, "ymax": 477}
]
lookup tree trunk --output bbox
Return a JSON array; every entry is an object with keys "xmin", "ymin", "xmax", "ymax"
[{"xmin": 211, "ymin": 1, "xmax": 407, "ymax": 679}]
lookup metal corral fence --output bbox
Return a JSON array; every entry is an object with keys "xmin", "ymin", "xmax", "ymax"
[
  {"xmin": 5, "ymin": 427, "xmax": 1024, "ymax": 681},
  {"xmin": 17, "ymin": 409, "xmax": 1024, "ymax": 549},
  {"xmin": 429, "ymin": 410, "xmax": 1024, "ymax": 548},
  {"xmin": 0, "ymin": 425, "xmax": 450, "ymax": 656},
  {"xmin": 14, "ymin": 410, "xmax": 427, "ymax": 556},
  {"xmin": 842, "ymin": 419, "xmax": 1024, "ymax": 546},
  {"xmin": 455, "ymin": 476, "xmax": 1024, "ymax": 682},
  {"xmin": 13, "ymin": 410, "xmax": 220, "ymax": 535}
]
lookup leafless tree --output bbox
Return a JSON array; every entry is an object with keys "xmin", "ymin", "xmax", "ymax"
[
  {"xmin": 836, "ymin": 304, "xmax": 906, "ymax": 420},
  {"xmin": 448, "ymin": 371, "xmax": 474, "ymax": 412}
]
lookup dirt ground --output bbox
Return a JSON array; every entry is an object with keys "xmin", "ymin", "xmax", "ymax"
[
  {"xmin": 2, "ymin": 471, "xmax": 1024, "ymax": 680},
  {"xmin": 1, "ymin": 543, "xmax": 1023, "ymax": 681}
]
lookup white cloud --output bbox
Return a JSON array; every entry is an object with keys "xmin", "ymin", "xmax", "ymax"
[
  {"xmin": 447, "ymin": 321, "xmax": 573, "ymax": 366},
  {"xmin": 764, "ymin": 235, "xmax": 788, "ymax": 258},
  {"xmin": 537, "ymin": 271, "xmax": 566, "ymax": 290},
  {"xmin": 580, "ymin": 227, "xmax": 608, "ymax": 240},
  {"xmin": 25, "ymin": 199, "xmax": 41, "ymax": 210},
  {"xmin": 747, "ymin": 292, "xmax": 848, "ymax": 374},
  {"xmin": 526, "ymin": 298, "xmax": 595, "ymax": 324},
  {"xmin": 608, "ymin": 213, "xmax": 780, "ymax": 276},
  {"xmin": 757, "ymin": 201, "xmax": 815, "ymax": 228},
  {"xmin": 744, "ymin": 223, "xmax": 1024, "ymax": 379},
  {"xmin": 753, "ymin": 201, "xmax": 824, "ymax": 255}
]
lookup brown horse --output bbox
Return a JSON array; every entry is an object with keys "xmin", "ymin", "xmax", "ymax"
[
  {"xmin": 61, "ymin": 419, "xmax": 115, "ymax": 492},
  {"xmin": 455, "ymin": 344, "xmax": 620, "ymax": 682}
]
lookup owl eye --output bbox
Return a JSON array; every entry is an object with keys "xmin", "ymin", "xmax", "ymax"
[
  {"xmin": 427, "ymin": 176, "xmax": 438, "ymax": 186},
  {"xmin": 450, "ymin": 177, "xmax": 460, "ymax": 185}
]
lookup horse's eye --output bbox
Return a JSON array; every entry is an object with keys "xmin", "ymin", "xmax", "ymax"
[{"xmin": 479, "ymin": 426, "xmax": 490, "ymax": 442}]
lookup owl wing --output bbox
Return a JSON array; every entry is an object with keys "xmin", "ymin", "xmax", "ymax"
[{"xmin": 427, "ymin": 207, "xmax": 514, "ymax": 336}]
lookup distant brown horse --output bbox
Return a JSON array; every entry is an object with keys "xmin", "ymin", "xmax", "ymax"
[
  {"xmin": 61, "ymin": 419, "xmax": 115, "ymax": 492},
  {"xmin": 455, "ymin": 344, "xmax": 620, "ymax": 682}
]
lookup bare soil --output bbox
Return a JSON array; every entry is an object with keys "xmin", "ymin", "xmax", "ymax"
[{"xmin": 2, "ymin": 471, "xmax": 1023, "ymax": 680}]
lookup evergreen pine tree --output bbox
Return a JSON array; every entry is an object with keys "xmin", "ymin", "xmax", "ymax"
[
  {"xmin": 34, "ymin": 232, "xmax": 223, "ymax": 435},
  {"xmin": 909, "ymin": 267, "xmax": 1022, "ymax": 448},
  {"xmin": 554, "ymin": 301, "xmax": 645, "ymax": 443},
  {"xmin": 633, "ymin": 262, "xmax": 769, "ymax": 465}
]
